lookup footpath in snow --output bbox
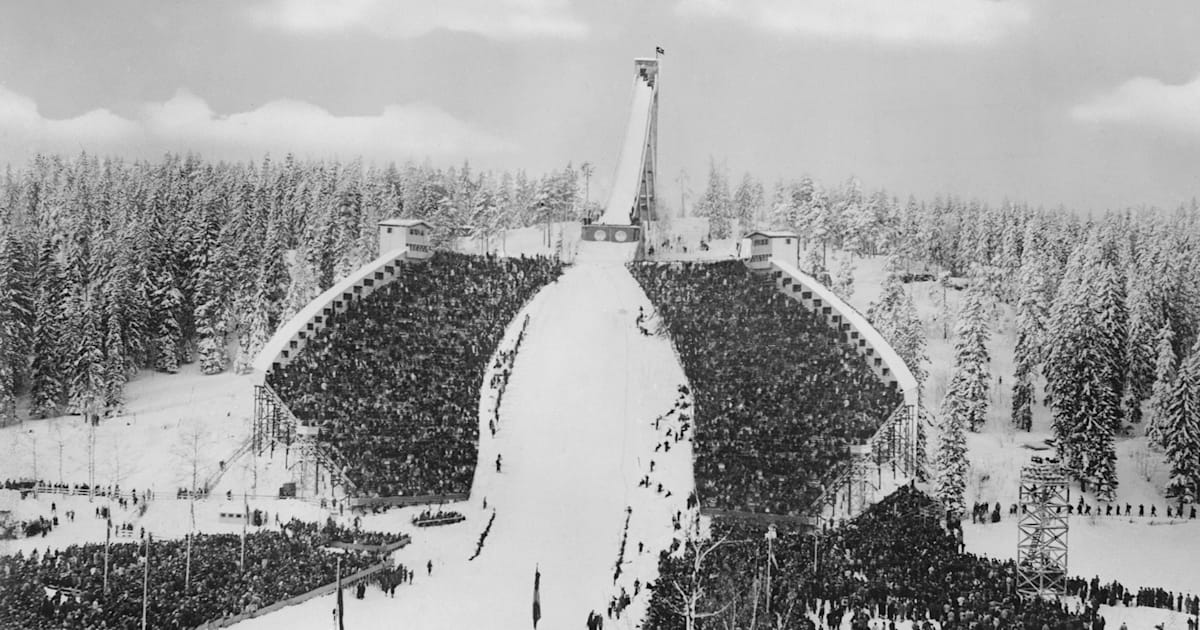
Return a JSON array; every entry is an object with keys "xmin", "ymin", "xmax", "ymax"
[{"xmin": 238, "ymin": 242, "xmax": 694, "ymax": 630}]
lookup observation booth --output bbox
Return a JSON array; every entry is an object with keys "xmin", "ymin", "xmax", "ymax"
[
  {"xmin": 379, "ymin": 218, "xmax": 433, "ymax": 260},
  {"xmin": 746, "ymin": 231, "xmax": 799, "ymax": 272}
]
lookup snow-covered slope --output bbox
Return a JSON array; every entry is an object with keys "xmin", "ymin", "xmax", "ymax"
[{"xmin": 236, "ymin": 248, "xmax": 693, "ymax": 629}]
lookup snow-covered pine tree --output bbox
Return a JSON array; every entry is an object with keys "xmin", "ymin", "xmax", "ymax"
[
  {"xmin": 1045, "ymin": 242, "xmax": 1092, "ymax": 472},
  {"xmin": 69, "ymin": 289, "xmax": 107, "ymax": 420},
  {"xmin": 1010, "ymin": 254, "xmax": 1048, "ymax": 431},
  {"xmin": 1162, "ymin": 339, "xmax": 1200, "ymax": 501},
  {"xmin": 1146, "ymin": 323, "xmax": 1177, "ymax": 448},
  {"xmin": 30, "ymin": 237, "xmax": 68, "ymax": 418},
  {"xmin": 869, "ymin": 259, "xmax": 928, "ymax": 384},
  {"xmin": 935, "ymin": 399, "xmax": 969, "ymax": 516},
  {"xmin": 1123, "ymin": 269, "xmax": 1158, "ymax": 424},
  {"xmin": 832, "ymin": 254, "xmax": 856, "ymax": 301},
  {"xmin": 1092, "ymin": 262, "xmax": 1128, "ymax": 432},
  {"xmin": 914, "ymin": 411, "xmax": 929, "ymax": 482},
  {"xmin": 0, "ymin": 231, "xmax": 20, "ymax": 424},
  {"xmin": 151, "ymin": 268, "xmax": 184, "ymax": 374},
  {"xmin": 102, "ymin": 307, "xmax": 127, "ymax": 415},
  {"xmin": 950, "ymin": 286, "xmax": 991, "ymax": 431},
  {"xmin": 694, "ymin": 160, "xmax": 733, "ymax": 239}
]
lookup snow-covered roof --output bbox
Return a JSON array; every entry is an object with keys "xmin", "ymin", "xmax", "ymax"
[
  {"xmin": 379, "ymin": 218, "xmax": 431, "ymax": 228},
  {"xmin": 253, "ymin": 248, "xmax": 409, "ymax": 373},
  {"xmin": 772, "ymin": 259, "xmax": 920, "ymax": 408},
  {"xmin": 747, "ymin": 231, "xmax": 799, "ymax": 239}
]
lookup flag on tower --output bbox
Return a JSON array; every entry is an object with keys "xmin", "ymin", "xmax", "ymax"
[
  {"xmin": 532, "ymin": 566, "xmax": 542, "ymax": 628},
  {"xmin": 656, "ymin": 46, "xmax": 665, "ymax": 56}
]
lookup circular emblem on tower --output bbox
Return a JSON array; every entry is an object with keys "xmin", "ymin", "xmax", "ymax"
[
  {"xmin": 594, "ymin": 229, "xmax": 608, "ymax": 241},
  {"xmin": 614, "ymin": 229, "xmax": 629, "ymax": 242}
]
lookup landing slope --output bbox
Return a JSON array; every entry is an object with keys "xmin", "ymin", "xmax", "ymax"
[{"xmin": 237, "ymin": 255, "xmax": 693, "ymax": 629}]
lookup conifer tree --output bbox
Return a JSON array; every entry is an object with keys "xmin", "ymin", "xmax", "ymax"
[
  {"xmin": 0, "ymin": 232, "xmax": 19, "ymax": 423},
  {"xmin": 30, "ymin": 238, "xmax": 68, "ymax": 418},
  {"xmin": 1147, "ymin": 323, "xmax": 1177, "ymax": 448},
  {"xmin": 832, "ymin": 254, "xmax": 855, "ymax": 301},
  {"xmin": 949, "ymin": 287, "xmax": 991, "ymax": 431},
  {"xmin": 1162, "ymin": 340, "xmax": 1200, "ymax": 500},
  {"xmin": 69, "ymin": 289, "xmax": 106, "ymax": 420},
  {"xmin": 935, "ymin": 400, "xmax": 969, "ymax": 516},
  {"xmin": 1123, "ymin": 272, "xmax": 1159, "ymax": 424},
  {"xmin": 1011, "ymin": 256, "xmax": 1048, "ymax": 431},
  {"xmin": 869, "ymin": 259, "xmax": 928, "ymax": 384}
]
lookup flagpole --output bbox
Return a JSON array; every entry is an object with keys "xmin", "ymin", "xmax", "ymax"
[
  {"xmin": 336, "ymin": 556, "xmax": 345, "ymax": 630},
  {"xmin": 240, "ymin": 491, "xmax": 248, "ymax": 573},
  {"xmin": 141, "ymin": 533, "xmax": 151, "ymax": 630},
  {"xmin": 103, "ymin": 518, "xmax": 110, "ymax": 597}
]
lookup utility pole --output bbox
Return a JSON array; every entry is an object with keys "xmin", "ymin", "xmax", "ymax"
[
  {"xmin": 141, "ymin": 533, "xmax": 151, "ymax": 630},
  {"xmin": 675, "ymin": 169, "xmax": 690, "ymax": 218}
]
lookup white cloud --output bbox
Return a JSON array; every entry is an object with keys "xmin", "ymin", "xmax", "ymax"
[
  {"xmin": 245, "ymin": 0, "xmax": 588, "ymax": 40},
  {"xmin": 675, "ymin": 0, "xmax": 1030, "ymax": 47},
  {"xmin": 1071, "ymin": 73, "xmax": 1200, "ymax": 135},
  {"xmin": 0, "ymin": 87, "xmax": 513, "ymax": 163}
]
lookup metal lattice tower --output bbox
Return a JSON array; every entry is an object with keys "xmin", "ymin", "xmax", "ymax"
[{"xmin": 1017, "ymin": 459, "xmax": 1069, "ymax": 599}]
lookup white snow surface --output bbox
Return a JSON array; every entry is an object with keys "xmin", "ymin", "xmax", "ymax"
[
  {"xmin": 235, "ymin": 242, "xmax": 694, "ymax": 629},
  {"xmin": 600, "ymin": 76, "xmax": 655, "ymax": 226}
]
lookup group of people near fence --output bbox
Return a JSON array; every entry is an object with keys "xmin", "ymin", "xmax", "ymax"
[
  {"xmin": 268, "ymin": 251, "xmax": 562, "ymax": 499},
  {"xmin": 630, "ymin": 260, "xmax": 902, "ymax": 516},
  {"xmin": 0, "ymin": 518, "xmax": 399, "ymax": 629},
  {"xmin": 644, "ymin": 485, "xmax": 1170, "ymax": 630}
]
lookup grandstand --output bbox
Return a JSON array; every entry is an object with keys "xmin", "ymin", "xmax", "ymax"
[
  {"xmin": 631, "ymin": 259, "xmax": 909, "ymax": 519},
  {"xmin": 255, "ymin": 227, "xmax": 563, "ymax": 502}
]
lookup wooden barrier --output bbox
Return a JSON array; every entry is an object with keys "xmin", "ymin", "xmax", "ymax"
[
  {"xmin": 346, "ymin": 493, "xmax": 468, "ymax": 509},
  {"xmin": 192, "ymin": 562, "xmax": 387, "ymax": 630},
  {"xmin": 327, "ymin": 536, "xmax": 411, "ymax": 554},
  {"xmin": 700, "ymin": 508, "xmax": 817, "ymax": 528}
]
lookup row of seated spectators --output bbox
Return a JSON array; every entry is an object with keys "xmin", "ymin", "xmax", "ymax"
[
  {"xmin": 0, "ymin": 519, "xmax": 386, "ymax": 630},
  {"xmin": 644, "ymin": 486, "xmax": 1117, "ymax": 630},
  {"xmin": 268, "ymin": 251, "xmax": 562, "ymax": 498},
  {"xmin": 629, "ymin": 261, "xmax": 902, "ymax": 515}
]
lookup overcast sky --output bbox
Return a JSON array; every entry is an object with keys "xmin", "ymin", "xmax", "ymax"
[{"xmin": 1, "ymin": 0, "xmax": 1199, "ymax": 212}]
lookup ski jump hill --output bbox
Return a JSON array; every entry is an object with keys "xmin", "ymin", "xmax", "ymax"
[{"xmin": 237, "ymin": 55, "xmax": 922, "ymax": 630}]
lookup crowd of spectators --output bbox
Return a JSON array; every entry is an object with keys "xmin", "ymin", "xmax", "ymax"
[
  {"xmin": 629, "ymin": 261, "xmax": 902, "ymax": 515},
  {"xmin": 268, "ymin": 251, "xmax": 562, "ymax": 498},
  {"xmin": 0, "ymin": 518, "xmax": 387, "ymax": 629},
  {"xmin": 644, "ymin": 485, "xmax": 1112, "ymax": 630}
]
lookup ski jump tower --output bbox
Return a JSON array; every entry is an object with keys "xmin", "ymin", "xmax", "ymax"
[{"xmin": 581, "ymin": 57, "xmax": 659, "ymax": 247}]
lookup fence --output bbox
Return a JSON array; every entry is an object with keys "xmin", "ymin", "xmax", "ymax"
[
  {"xmin": 191, "ymin": 562, "xmax": 387, "ymax": 630},
  {"xmin": 346, "ymin": 493, "xmax": 469, "ymax": 509},
  {"xmin": 327, "ymin": 536, "xmax": 411, "ymax": 553}
]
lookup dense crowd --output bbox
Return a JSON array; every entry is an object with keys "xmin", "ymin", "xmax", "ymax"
[
  {"xmin": 0, "ymin": 519, "xmax": 385, "ymax": 629},
  {"xmin": 630, "ymin": 261, "xmax": 902, "ymax": 514},
  {"xmin": 645, "ymin": 486, "xmax": 1106, "ymax": 630},
  {"xmin": 268, "ymin": 251, "xmax": 562, "ymax": 498}
]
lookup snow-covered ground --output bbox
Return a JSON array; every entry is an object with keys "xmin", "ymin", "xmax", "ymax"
[{"xmin": 0, "ymin": 362, "xmax": 255, "ymax": 493}]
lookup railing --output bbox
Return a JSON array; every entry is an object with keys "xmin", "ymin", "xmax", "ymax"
[{"xmin": 191, "ymin": 561, "xmax": 388, "ymax": 630}]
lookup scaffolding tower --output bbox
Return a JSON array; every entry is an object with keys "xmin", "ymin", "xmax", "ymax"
[{"xmin": 1017, "ymin": 459, "xmax": 1070, "ymax": 599}]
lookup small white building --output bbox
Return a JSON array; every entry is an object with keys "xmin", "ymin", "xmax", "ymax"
[
  {"xmin": 379, "ymin": 219, "xmax": 433, "ymax": 260},
  {"xmin": 746, "ymin": 231, "xmax": 799, "ymax": 272}
]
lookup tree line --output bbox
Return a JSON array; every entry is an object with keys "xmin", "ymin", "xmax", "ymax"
[{"xmin": 0, "ymin": 153, "xmax": 584, "ymax": 425}]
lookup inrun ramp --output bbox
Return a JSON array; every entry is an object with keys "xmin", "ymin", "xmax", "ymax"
[{"xmin": 599, "ymin": 58, "xmax": 659, "ymax": 226}]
